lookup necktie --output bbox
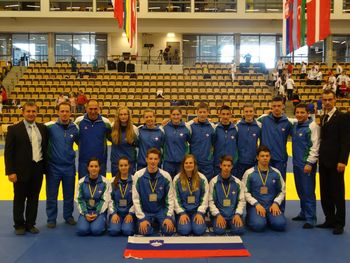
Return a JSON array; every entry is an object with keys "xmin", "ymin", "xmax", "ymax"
[
  {"xmin": 30, "ymin": 124, "xmax": 41, "ymax": 162},
  {"xmin": 322, "ymin": 114, "xmax": 329, "ymax": 126}
]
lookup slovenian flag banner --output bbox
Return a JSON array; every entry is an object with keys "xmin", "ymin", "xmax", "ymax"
[{"xmin": 124, "ymin": 236, "xmax": 251, "ymax": 259}]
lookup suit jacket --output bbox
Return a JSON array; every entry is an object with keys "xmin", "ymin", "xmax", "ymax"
[
  {"xmin": 319, "ymin": 110, "xmax": 350, "ymax": 168},
  {"xmin": 5, "ymin": 120, "xmax": 48, "ymax": 182}
]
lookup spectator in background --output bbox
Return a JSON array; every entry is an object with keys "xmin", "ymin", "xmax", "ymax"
[
  {"xmin": 91, "ymin": 57, "xmax": 98, "ymax": 72},
  {"xmin": 163, "ymin": 45, "xmax": 171, "ymax": 64},
  {"xmin": 336, "ymin": 63, "xmax": 343, "ymax": 78},
  {"xmin": 173, "ymin": 49, "xmax": 180, "ymax": 65},
  {"xmin": 300, "ymin": 62, "xmax": 307, "ymax": 79},
  {"xmin": 306, "ymin": 66, "xmax": 318, "ymax": 85},
  {"xmin": 1, "ymin": 85, "xmax": 8, "ymax": 105},
  {"xmin": 56, "ymin": 93, "xmax": 68, "ymax": 106},
  {"xmin": 276, "ymin": 58, "xmax": 284, "ymax": 76},
  {"xmin": 244, "ymin": 53, "xmax": 252, "ymax": 66},
  {"xmin": 231, "ymin": 60, "xmax": 236, "ymax": 82},
  {"xmin": 315, "ymin": 70, "xmax": 323, "ymax": 85},
  {"xmin": 271, "ymin": 69, "xmax": 279, "ymax": 87},
  {"xmin": 69, "ymin": 92, "xmax": 77, "ymax": 114},
  {"xmin": 336, "ymin": 71, "xmax": 350, "ymax": 97},
  {"xmin": 285, "ymin": 74, "xmax": 295, "ymax": 100},
  {"xmin": 291, "ymin": 89, "xmax": 301, "ymax": 107},
  {"xmin": 70, "ymin": 56, "xmax": 77, "ymax": 72},
  {"xmin": 76, "ymin": 90, "xmax": 88, "ymax": 113},
  {"xmin": 275, "ymin": 75, "xmax": 284, "ymax": 96},
  {"xmin": 287, "ymin": 62, "xmax": 293, "ymax": 75},
  {"xmin": 317, "ymin": 97, "xmax": 323, "ymax": 116}
]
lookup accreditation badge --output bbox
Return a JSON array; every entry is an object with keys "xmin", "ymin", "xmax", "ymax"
[
  {"xmin": 187, "ymin": 196, "xmax": 196, "ymax": 204},
  {"xmin": 119, "ymin": 199, "xmax": 127, "ymax": 207},
  {"xmin": 149, "ymin": 193, "xmax": 157, "ymax": 202},
  {"xmin": 223, "ymin": 198, "xmax": 231, "ymax": 207},
  {"xmin": 260, "ymin": 186, "xmax": 268, "ymax": 195},
  {"xmin": 89, "ymin": 199, "xmax": 95, "ymax": 207}
]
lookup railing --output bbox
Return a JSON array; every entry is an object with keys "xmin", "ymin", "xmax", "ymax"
[
  {"xmin": 245, "ymin": 0, "xmax": 282, "ymax": 13},
  {"xmin": 194, "ymin": 0, "xmax": 237, "ymax": 12},
  {"xmin": 148, "ymin": 0, "xmax": 191, "ymax": 12},
  {"xmin": 0, "ymin": 0, "xmax": 41, "ymax": 11},
  {"xmin": 49, "ymin": 0, "xmax": 93, "ymax": 12}
]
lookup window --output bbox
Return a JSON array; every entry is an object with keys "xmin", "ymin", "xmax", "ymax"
[
  {"xmin": 148, "ymin": 0, "xmax": 191, "ymax": 12},
  {"xmin": 344, "ymin": 0, "xmax": 350, "ymax": 13},
  {"xmin": 332, "ymin": 36, "xmax": 350, "ymax": 62},
  {"xmin": 97, "ymin": 0, "xmax": 140, "ymax": 12},
  {"xmin": 0, "ymin": 1, "xmax": 40, "ymax": 11},
  {"xmin": 245, "ymin": 0, "xmax": 282, "ymax": 13},
  {"xmin": 195, "ymin": 0, "xmax": 237, "ymax": 12},
  {"xmin": 50, "ymin": 0, "xmax": 93, "ymax": 11},
  {"xmin": 55, "ymin": 33, "xmax": 107, "ymax": 64}
]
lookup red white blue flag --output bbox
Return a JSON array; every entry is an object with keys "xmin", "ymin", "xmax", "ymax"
[{"xmin": 124, "ymin": 236, "xmax": 251, "ymax": 259}]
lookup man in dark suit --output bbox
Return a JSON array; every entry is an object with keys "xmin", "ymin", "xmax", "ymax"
[
  {"xmin": 5, "ymin": 102, "xmax": 48, "ymax": 235},
  {"xmin": 317, "ymin": 90, "xmax": 350, "ymax": 235}
]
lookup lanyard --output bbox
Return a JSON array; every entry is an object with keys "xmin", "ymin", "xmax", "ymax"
[
  {"xmin": 258, "ymin": 168, "xmax": 269, "ymax": 186},
  {"xmin": 148, "ymin": 179, "xmax": 158, "ymax": 193},
  {"xmin": 88, "ymin": 182, "xmax": 98, "ymax": 199},
  {"xmin": 119, "ymin": 182, "xmax": 128, "ymax": 198},
  {"xmin": 221, "ymin": 182, "xmax": 231, "ymax": 198},
  {"xmin": 186, "ymin": 178, "xmax": 193, "ymax": 195}
]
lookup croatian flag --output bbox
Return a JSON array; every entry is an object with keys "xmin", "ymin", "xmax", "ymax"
[{"xmin": 124, "ymin": 236, "xmax": 251, "ymax": 259}]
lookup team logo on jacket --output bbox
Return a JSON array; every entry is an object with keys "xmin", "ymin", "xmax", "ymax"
[
  {"xmin": 232, "ymin": 191, "xmax": 236, "ymax": 195},
  {"xmin": 252, "ymin": 133, "xmax": 256, "ymax": 137},
  {"xmin": 179, "ymin": 133, "xmax": 184, "ymax": 137},
  {"xmin": 281, "ymin": 128, "xmax": 285, "ymax": 131},
  {"xmin": 206, "ymin": 134, "xmax": 209, "ymax": 137},
  {"xmin": 70, "ymin": 134, "xmax": 74, "ymax": 138},
  {"xmin": 272, "ymin": 179, "xmax": 276, "ymax": 184},
  {"xmin": 299, "ymin": 133, "xmax": 303, "ymax": 137},
  {"xmin": 84, "ymin": 126, "xmax": 88, "ymax": 130},
  {"xmin": 154, "ymin": 137, "xmax": 159, "ymax": 141},
  {"xmin": 98, "ymin": 190, "xmax": 102, "ymax": 194},
  {"xmin": 231, "ymin": 136, "xmax": 235, "ymax": 140}
]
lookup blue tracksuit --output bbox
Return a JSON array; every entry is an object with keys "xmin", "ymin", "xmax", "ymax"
[
  {"xmin": 291, "ymin": 119, "xmax": 320, "ymax": 225},
  {"xmin": 75, "ymin": 175, "xmax": 110, "ymax": 236},
  {"xmin": 235, "ymin": 119, "xmax": 262, "ymax": 179},
  {"xmin": 75, "ymin": 114, "xmax": 111, "ymax": 178},
  {"xmin": 242, "ymin": 166, "xmax": 286, "ymax": 232},
  {"xmin": 162, "ymin": 121, "xmax": 191, "ymax": 177},
  {"xmin": 110, "ymin": 125, "xmax": 138, "ymax": 176},
  {"xmin": 108, "ymin": 176, "xmax": 135, "ymax": 236},
  {"xmin": 213, "ymin": 123, "xmax": 238, "ymax": 176},
  {"xmin": 132, "ymin": 168, "xmax": 175, "ymax": 236},
  {"xmin": 257, "ymin": 114, "xmax": 293, "ymax": 179},
  {"xmin": 173, "ymin": 172, "xmax": 209, "ymax": 236},
  {"xmin": 137, "ymin": 125, "xmax": 165, "ymax": 169},
  {"xmin": 45, "ymin": 120, "xmax": 79, "ymax": 224},
  {"xmin": 209, "ymin": 174, "xmax": 246, "ymax": 235},
  {"xmin": 189, "ymin": 120, "xmax": 215, "ymax": 180}
]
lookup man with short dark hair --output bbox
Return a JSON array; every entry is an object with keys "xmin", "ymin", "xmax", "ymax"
[
  {"xmin": 45, "ymin": 102, "xmax": 79, "ymax": 228},
  {"xmin": 242, "ymin": 146, "xmax": 286, "ymax": 232},
  {"xmin": 132, "ymin": 148, "xmax": 175, "ymax": 236},
  {"xmin": 75, "ymin": 99, "xmax": 111, "ymax": 178},
  {"xmin": 5, "ymin": 102, "xmax": 48, "ymax": 235},
  {"xmin": 317, "ymin": 90, "xmax": 350, "ymax": 235}
]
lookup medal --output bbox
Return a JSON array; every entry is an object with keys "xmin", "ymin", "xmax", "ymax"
[
  {"xmin": 260, "ymin": 186, "xmax": 268, "ymax": 195},
  {"xmin": 223, "ymin": 198, "xmax": 231, "ymax": 207},
  {"xmin": 119, "ymin": 181, "xmax": 129, "ymax": 207},
  {"xmin": 119, "ymin": 199, "xmax": 127, "ymax": 207},
  {"xmin": 187, "ymin": 195, "xmax": 196, "ymax": 204},
  {"xmin": 89, "ymin": 198, "xmax": 95, "ymax": 207},
  {"xmin": 149, "ymin": 193, "xmax": 157, "ymax": 202},
  {"xmin": 258, "ymin": 168, "xmax": 269, "ymax": 195},
  {"xmin": 88, "ymin": 180, "xmax": 98, "ymax": 207}
]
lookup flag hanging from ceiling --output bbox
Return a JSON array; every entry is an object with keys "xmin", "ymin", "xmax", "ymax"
[
  {"xmin": 112, "ymin": 0, "xmax": 123, "ymax": 28},
  {"xmin": 124, "ymin": 236, "xmax": 251, "ymax": 259},
  {"xmin": 283, "ymin": 0, "xmax": 307, "ymax": 55},
  {"xmin": 306, "ymin": 0, "xmax": 331, "ymax": 47},
  {"xmin": 112, "ymin": 0, "xmax": 137, "ymax": 48}
]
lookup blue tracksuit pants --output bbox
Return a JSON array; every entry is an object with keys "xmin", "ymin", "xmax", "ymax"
[
  {"xmin": 137, "ymin": 210, "xmax": 175, "ymax": 236},
  {"xmin": 212, "ymin": 216, "xmax": 245, "ymax": 235},
  {"xmin": 76, "ymin": 213, "xmax": 106, "ymax": 236},
  {"xmin": 246, "ymin": 205, "xmax": 286, "ymax": 232},
  {"xmin": 176, "ymin": 213, "xmax": 206, "ymax": 236},
  {"xmin": 108, "ymin": 214, "xmax": 135, "ymax": 236}
]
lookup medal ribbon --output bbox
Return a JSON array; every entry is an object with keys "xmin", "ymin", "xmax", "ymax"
[
  {"xmin": 258, "ymin": 168, "xmax": 269, "ymax": 186},
  {"xmin": 88, "ymin": 182, "xmax": 98, "ymax": 199},
  {"xmin": 119, "ymin": 182, "xmax": 128, "ymax": 198},
  {"xmin": 221, "ymin": 182, "xmax": 231, "ymax": 198},
  {"xmin": 148, "ymin": 179, "xmax": 158, "ymax": 193},
  {"xmin": 186, "ymin": 178, "xmax": 193, "ymax": 195}
]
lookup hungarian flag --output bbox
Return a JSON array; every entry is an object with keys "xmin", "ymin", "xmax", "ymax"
[
  {"xmin": 112, "ymin": 0, "xmax": 124, "ymax": 28},
  {"xmin": 124, "ymin": 236, "xmax": 251, "ymax": 259},
  {"xmin": 306, "ymin": 0, "xmax": 331, "ymax": 46}
]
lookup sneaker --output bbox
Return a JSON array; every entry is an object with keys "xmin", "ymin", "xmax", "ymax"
[
  {"xmin": 15, "ymin": 227, "xmax": 26, "ymax": 235},
  {"xmin": 65, "ymin": 218, "xmax": 77, "ymax": 226},
  {"xmin": 26, "ymin": 226, "xmax": 40, "ymax": 234},
  {"xmin": 47, "ymin": 222, "xmax": 56, "ymax": 229}
]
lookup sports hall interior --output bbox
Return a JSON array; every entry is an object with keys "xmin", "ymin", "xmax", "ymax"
[{"xmin": 0, "ymin": 1, "xmax": 350, "ymax": 263}]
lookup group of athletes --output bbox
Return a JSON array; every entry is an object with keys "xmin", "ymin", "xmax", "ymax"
[{"xmin": 44, "ymin": 93, "xmax": 325, "ymax": 236}]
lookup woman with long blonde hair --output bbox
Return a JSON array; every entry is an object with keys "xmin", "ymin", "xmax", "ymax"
[
  {"xmin": 110, "ymin": 107, "xmax": 138, "ymax": 176},
  {"xmin": 173, "ymin": 154, "xmax": 209, "ymax": 236}
]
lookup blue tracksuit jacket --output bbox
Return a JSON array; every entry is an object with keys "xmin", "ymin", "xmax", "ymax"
[
  {"xmin": 236, "ymin": 119, "xmax": 262, "ymax": 165},
  {"xmin": 173, "ymin": 172, "xmax": 209, "ymax": 215},
  {"xmin": 242, "ymin": 166, "xmax": 286, "ymax": 210},
  {"xmin": 132, "ymin": 168, "xmax": 174, "ymax": 221},
  {"xmin": 162, "ymin": 121, "xmax": 191, "ymax": 163},
  {"xmin": 137, "ymin": 125, "xmax": 165, "ymax": 167},
  {"xmin": 189, "ymin": 120, "xmax": 215, "ymax": 167},
  {"xmin": 209, "ymin": 174, "xmax": 246, "ymax": 219},
  {"xmin": 257, "ymin": 114, "xmax": 292, "ymax": 162},
  {"xmin": 213, "ymin": 123, "xmax": 238, "ymax": 169},
  {"xmin": 108, "ymin": 175, "xmax": 134, "ymax": 217}
]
